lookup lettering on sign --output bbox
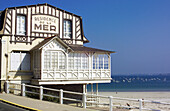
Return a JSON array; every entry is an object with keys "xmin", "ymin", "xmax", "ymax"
[{"xmin": 32, "ymin": 15, "xmax": 59, "ymax": 33}]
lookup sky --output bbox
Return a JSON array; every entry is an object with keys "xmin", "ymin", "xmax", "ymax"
[{"xmin": 0, "ymin": 0, "xmax": 170, "ymax": 75}]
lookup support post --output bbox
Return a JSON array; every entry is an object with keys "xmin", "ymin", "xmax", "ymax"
[
  {"xmin": 139, "ymin": 99, "xmax": 143, "ymax": 111},
  {"xmin": 5, "ymin": 81, "xmax": 9, "ymax": 94},
  {"xmin": 96, "ymin": 83, "xmax": 99, "ymax": 105},
  {"xmin": 83, "ymin": 84, "xmax": 86, "ymax": 93},
  {"xmin": 91, "ymin": 83, "xmax": 93, "ymax": 94},
  {"xmin": 83, "ymin": 92, "xmax": 86, "ymax": 108},
  {"xmin": 39, "ymin": 86, "xmax": 43, "ymax": 100},
  {"xmin": 96, "ymin": 83, "xmax": 98, "ymax": 95},
  {"xmin": 21, "ymin": 83, "xmax": 25, "ymax": 96},
  {"xmin": 109, "ymin": 96, "xmax": 113, "ymax": 111},
  {"xmin": 59, "ymin": 89, "xmax": 63, "ymax": 104}
]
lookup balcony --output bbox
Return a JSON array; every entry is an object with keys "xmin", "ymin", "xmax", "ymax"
[{"xmin": 31, "ymin": 36, "xmax": 114, "ymax": 85}]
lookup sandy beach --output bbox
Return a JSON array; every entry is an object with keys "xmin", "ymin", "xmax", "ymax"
[{"xmin": 96, "ymin": 92, "xmax": 170, "ymax": 111}]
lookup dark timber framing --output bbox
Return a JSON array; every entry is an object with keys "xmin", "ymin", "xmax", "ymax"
[{"xmin": 1, "ymin": 3, "xmax": 89, "ymax": 44}]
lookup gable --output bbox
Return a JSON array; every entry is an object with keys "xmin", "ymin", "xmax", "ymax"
[
  {"xmin": 43, "ymin": 39, "xmax": 66, "ymax": 52},
  {"xmin": 2, "ymin": 3, "xmax": 88, "ymax": 45}
]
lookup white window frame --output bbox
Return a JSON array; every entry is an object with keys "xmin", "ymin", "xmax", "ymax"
[
  {"xmin": 68, "ymin": 52, "xmax": 88, "ymax": 69},
  {"xmin": 44, "ymin": 50, "xmax": 66, "ymax": 70},
  {"xmin": 93, "ymin": 54, "xmax": 109, "ymax": 69}
]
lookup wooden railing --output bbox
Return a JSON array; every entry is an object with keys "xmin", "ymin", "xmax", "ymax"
[
  {"xmin": 42, "ymin": 69, "xmax": 111, "ymax": 80},
  {"xmin": 5, "ymin": 81, "xmax": 170, "ymax": 111}
]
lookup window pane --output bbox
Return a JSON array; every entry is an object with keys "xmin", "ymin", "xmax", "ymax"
[
  {"xmin": 104, "ymin": 55, "xmax": 109, "ymax": 69},
  {"xmin": 64, "ymin": 20, "xmax": 72, "ymax": 38},
  {"xmin": 99, "ymin": 55, "xmax": 103, "ymax": 69},
  {"xmin": 68, "ymin": 53, "xmax": 74, "ymax": 69},
  {"xmin": 82, "ymin": 53, "xmax": 88, "ymax": 69},
  {"xmin": 17, "ymin": 15, "xmax": 26, "ymax": 35},
  {"xmin": 51, "ymin": 52, "xmax": 58, "ymax": 69},
  {"xmin": 44, "ymin": 51, "xmax": 50, "ymax": 69},
  {"xmin": 93, "ymin": 54, "xmax": 109, "ymax": 69},
  {"xmin": 59, "ymin": 52, "xmax": 66, "ymax": 69}
]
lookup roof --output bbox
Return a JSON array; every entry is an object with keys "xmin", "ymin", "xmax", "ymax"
[
  {"xmin": 69, "ymin": 45, "xmax": 115, "ymax": 53},
  {"xmin": 31, "ymin": 35, "xmax": 115, "ymax": 53},
  {"xmin": 30, "ymin": 35, "xmax": 72, "ymax": 51},
  {"xmin": 6, "ymin": 3, "xmax": 81, "ymax": 18}
]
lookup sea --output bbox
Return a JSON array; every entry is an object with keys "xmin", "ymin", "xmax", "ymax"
[{"xmin": 87, "ymin": 74, "xmax": 170, "ymax": 92}]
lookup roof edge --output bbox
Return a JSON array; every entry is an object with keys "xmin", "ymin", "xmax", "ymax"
[{"xmin": 6, "ymin": 3, "xmax": 81, "ymax": 18}]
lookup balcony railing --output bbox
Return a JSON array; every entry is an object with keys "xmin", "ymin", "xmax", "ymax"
[{"xmin": 33, "ymin": 68, "xmax": 111, "ymax": 80}]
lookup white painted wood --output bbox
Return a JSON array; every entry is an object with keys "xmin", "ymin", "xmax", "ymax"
[
  {"xmin": 5, "ymin": 81, "xmax": 9, "ymax": 94},
  {"xmin": 37, "ymin": 79, "xmax": 111, "ymax": 85},
  {"xmin": 21, "ymin": 83, "xmax": 25, "ymax": 97},
  {"xmin": 109, "ymin": 96, "xmax": 113, "ymax": 111},
  {"xmin": 39, "ymin": 86, "xmax": 43, "ymax": 100},
  {"xmin": 60, "ymin": 11, "xmax": 63, "ymax": 38},
  {"xmin": 27, "ymin": 8, "xmax": 31, "ymax": 41},
  {"xmin": 139, "ymin": 99, "xmax": 143, "ymax": 111},
  {"xmin": 59, "ymin": 89, "xmax": 63, "ymax": 104},
  {"xmin": 83, "ymin": 92, "xmax": 86, "ymax": 108},
  {"xmin": 41, "ymin": 50, "xmax": 44, "ymax": 80}
]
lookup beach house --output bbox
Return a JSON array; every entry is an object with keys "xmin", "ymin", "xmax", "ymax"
[{"xmin": 0, "ymin": 3, "xmax": 115, "ymax": 93}]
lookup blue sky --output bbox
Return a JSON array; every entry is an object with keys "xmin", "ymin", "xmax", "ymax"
[{"xmin": 0, "ymin": 0, "xmax": 170, "ymax": 75}]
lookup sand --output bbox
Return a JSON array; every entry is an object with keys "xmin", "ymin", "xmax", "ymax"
[{"xmin": 94, "ymin": 92, "xmax": 170, "ymax": 111}]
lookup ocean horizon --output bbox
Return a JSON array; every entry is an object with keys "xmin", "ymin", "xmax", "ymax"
[{"xmin": 87, "ymin": 74, "xmax": 170, "ymax": 92}]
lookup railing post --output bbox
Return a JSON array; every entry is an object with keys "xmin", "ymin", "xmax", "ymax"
[
  {"xmin": 139, "ymin": 99, "xmax": 142, "ymax": 111},
  {"xmin": 59, "ymin": 89, "xmax": 63, "ymax": 104},
  {"xmin": 83, "ymin": 92, "xmax": 86, "ymax": 108},
  {"xmin": 21, "ymin": 83, "xmax": 25, "ymax": 96},
  {"xmin": 39, "ymin": 86, "xmax": 43, "ymax": 100},
  {"xmin": 5, "ymin": 81, "xmax": 9, "ymax": 94},
  {"xmin": 109, "ymin": 96, "xmax": 113, "ymax": 111}
]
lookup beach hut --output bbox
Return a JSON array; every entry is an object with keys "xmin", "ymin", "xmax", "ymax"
[{"xmin": 0, "ymin": 3, "xmax": 115, "ymax": 94}]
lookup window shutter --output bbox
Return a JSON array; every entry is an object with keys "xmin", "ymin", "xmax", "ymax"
[
  {"xmin": 11, "ymin": 53, "xmax": 21, "ymax": 70},
  {"xmin": 21, "ymin": 53, "xmax": 30, "ymax": 70}
]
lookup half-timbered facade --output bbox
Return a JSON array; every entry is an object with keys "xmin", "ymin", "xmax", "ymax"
[{"xmin": 0, "ymin": 3, "xmax": 115, "ymax": 93}]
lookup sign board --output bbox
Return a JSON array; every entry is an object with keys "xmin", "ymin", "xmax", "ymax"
[{"xmin": 32, "ymin": 15, "xmax": 59, "ymax": 33}]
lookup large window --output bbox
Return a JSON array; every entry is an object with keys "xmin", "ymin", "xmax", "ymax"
[
  {"xmin": 68, "ymin": 53, "xmax": 88, "ymax": 69},
  {"xmin": 64, "ymin": 20, "xmax": 72, "ymax": 38},
  {"xmin": 11, "ymin": 51, "xmax": 30, "ymax": 71},
  {"xmin": 16, "ymin": 15, "xmax": 26, "ymax": 35},
  {"xmin": 93, "ymin": 54, "xmax": 109, "ymax": 69},
  {"xmin": 44, "ymin": 51, "xmax": 66, "ymax": 70}
]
